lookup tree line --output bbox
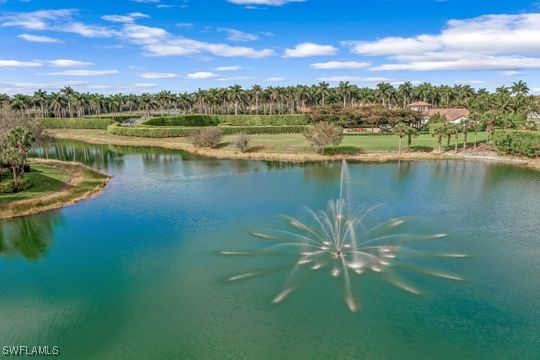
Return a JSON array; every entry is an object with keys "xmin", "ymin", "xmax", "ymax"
[{"xmin": 2, "ymin": 80, "xmax": 538, "ymax": 119}]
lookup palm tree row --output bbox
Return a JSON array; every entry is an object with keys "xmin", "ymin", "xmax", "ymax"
[{"xmin": 1, "ymin": 81, "xmax": 538, "ymax": 119}]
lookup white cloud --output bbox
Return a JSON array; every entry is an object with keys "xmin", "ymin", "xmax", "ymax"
[
  {"xmin": 0, "ymin": 9, "xmax": 74, "ymax": 30},
  {"xmin": 43, "ymin": 69, "xmax": 119, "ymax": 76},
  {"xmin": 265, "ymin": 77, "xmax": 285, "ymax": 82},
  {"xmin": 317, "ymin": 76, "xmax": 393, "ymax": 83},
  {"xmin": 219, "ymin": 28, "xmax": 259, "ymax": 42},
  {"xmin": 0, "ymin": 60, "xmax": 41, "ymax": 68},
  {"xmin": 102, "ymin": 13, "xmax": 149, "ymax": 23},
  {"xmin": 214, "ymin": 66, "xmax": 242, "ymax": 71},
  {"xmin": 186, "ymin": 72, "xmax": 220, "ymax": 79},
  {"xmin": 1, "ymin": 9, "xmax": 116, "ymax": 37},
  {"xmin": 227, "ymin": 0, "xmax": 304, "ymax": 6},
  {"xmin": 140, "ymin": 72, "xmax": 177, "ymax": 79},
  {"xmin": 0, "ymin": 80, "xmax": 88, "ymax": 94},
  {"xmin": 346, "ymin": 13, "xmax": 540, "ymax": 72},
  {"xmin": 455, "ymin": 80, "xmax": 485, "ymax": 85},
  {"xmin": 122, "ymin": 23, "xmax": 274, "ymax": 58},
  {"xmin": 62, "ymin": 22, "xmax": 117, "ymax": 37},
  {"xmin": 17, "ymin": 34, "xmax": 62, "ymax": 43},
  {"xmin": 47, "ymin": 59, "xmax": 93, "ymax": 67},
  {"xmin": 284, "ymin": 42, "xmax": 337, "ymax": 58},
  {"xmin": 500, "ymin": 70, "xmax": 523, "ymax": 76},
  {"xmin": 3, "ymin": 10, "xmax": 272, "ymax": 59},
  {"xmin": 371, "ymin": 55, "xmax": 540, "ymax": 71},
  {"xmin": 311, "ymin": 61, "xmax": 371, "ymax": 70}
]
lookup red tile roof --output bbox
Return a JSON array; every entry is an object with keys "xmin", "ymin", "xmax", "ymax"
[{"xmin": 425, "ymin": 108, "xmax": 470, "ymax": 122}]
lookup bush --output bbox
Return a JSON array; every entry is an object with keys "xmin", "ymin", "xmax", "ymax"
[
  {"xmin": 218, "ymin": 114, "xmax": 309, "ymax": 126},
  {"xmin": 493, "ymin": 130, "xmax": 539, "ymax": 158},
  {"xmin": 0, "ymin": 177, "xmax": 32, "ymax": 193},
  {"xmin": 191, "ymin": 128, "xmax": 223, "ymax": 148},
  {"xmin": 145, "ymin": 115, "xmax": 220, "ymax": 127},
  {"xmin": 107, "ymin": 125, "xmax": 308, "ymax": 137},
  {"xmin": 42, "ymin": 118, "xmax": 117, "ymax": 130},
  {"xmin": 234, "ymin": 133, "xmax": 251, "ymax": 152},
  {"xmin": 303, "ymin": 121, "xmax": 344, "ymax": 154},
  {"xmin": 143, "ymin": 114, "xmax": 308, "ymax": 127}
]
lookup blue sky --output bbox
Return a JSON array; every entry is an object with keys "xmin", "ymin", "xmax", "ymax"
[{"xmin": 1, "ymin": 0, "xmax": 539, "ymax": 94}]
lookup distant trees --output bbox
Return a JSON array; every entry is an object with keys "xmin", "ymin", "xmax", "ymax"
[
  {"xmin": 303, "ymin": 122, "xmax": 344, "ymax": 154},
  {"xmin": 0, "ymin": 80, "xmax": 536, "ymax": 120},
  {"xmin": 307, "ymin": 104, "xmax": 422, "ymax": 129}
]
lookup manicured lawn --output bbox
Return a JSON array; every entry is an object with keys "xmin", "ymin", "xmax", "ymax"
[
  {"xmin": 222, "ymin": 132, "xmax": 489, "ymax": 154},
  {"xmin": 49, "ymin": 129, "xmax": 489, "ymax": 156},
  {"xmin": 0, "ymin": 163, "xmax": 70, "ymax": 204}
]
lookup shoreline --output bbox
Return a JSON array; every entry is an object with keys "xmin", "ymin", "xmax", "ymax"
[
  {"xmin": 48, "ymin": 129, "xmax": 540, "ymax": 170},
  {"xmin": 0, "ymin": 159, "xmax": 110, "ymax": 220}
]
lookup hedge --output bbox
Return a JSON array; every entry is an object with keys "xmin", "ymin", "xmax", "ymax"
[
  {"xmin": 217, "ymin": 114, "xmax": 309, "ymax": 126},
  {"xmin": 42, "ymin": 118, "xmax": 118, "ymax": 130},
  {"xmin": 0, "ymin": 178, "xmax": 32, "ymax": 193},
  {"xmin": 145, "ymin": 115, "xmax": 220, "ymax": 127},
  {"xmin": 107, "ymin": 125, "xmax": 309, "ymax": 138},
  {"xmin": 493, "ymin": 130, "xmax": 539, "ymax": 158},
  {"xmin": 143, "ymin": 114, "xmax": 309, "ymax": 126}
]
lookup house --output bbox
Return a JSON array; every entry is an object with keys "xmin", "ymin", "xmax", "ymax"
[
  {"xmin": 424, "ymin": 108, "xmax": 470, "ymax": 124},
  {"xmin": 408, "ymin": 102, "xmax": 470, "ymax": 124},
  {"xmin": 408, "ymin": 101, "xmax": 432, "ymax": 112},
  {"xmin": 528, "ymin": 112, "xmax": 540, "ymax": 124}
]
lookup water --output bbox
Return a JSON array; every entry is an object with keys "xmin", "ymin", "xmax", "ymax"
[{"xmin": 1, "ymin": 140, "xmax": 539, "ymax": 359}]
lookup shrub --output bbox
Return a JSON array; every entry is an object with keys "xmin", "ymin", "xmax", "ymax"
[
  {"xmin": 143, "ymin": 114, "xmax": 308, "ymax": 127},
  {"xmin": 0, "ymin": 177, "xmax": 32, "ymax": 193},
  {"xmin": 107, "ymin": 125, "xmax": 308, "ymax": 137},
  {"xmin": 234, "ymin": 133, "xmax": 251, "ymax": 152},
  {"xmin": 191, "ymin": 128, "xmax": 223, "ymax": 148},
  {"xmin": 493, "ymin": 130, "xmax": 539, "ymax": 158},
  {"xmin": 145, "ymin": 115, "xmax": 220, "ymax": 127},
  {"xmin": 42, "ymin": 118, "xmax": 117, "ymax": 130},
  {"xmin": 303, "ymin": 121, "xmax": 344, "ymax": 154}
]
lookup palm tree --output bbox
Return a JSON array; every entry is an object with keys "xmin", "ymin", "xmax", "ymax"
[
  {"xmin": 338, "ymin": 81, "xmax": 352, "ymax": 107},
  {"xmin": 10, "ymin": 94, "xmax": 30, "ymax": 116},
  {"xmin": 511, "ymin": 81, "xmax": 529, "ymax": 96},
  {"xmin": 393, "ymin": 122, "xmax": 408, "ymax": 154},
  {"xmin": 316, "ymin": 82, "xmax": 330, "ymax": 106},
  {"xmin": 398, "ymin": 82, "xmax": 414, "ymax": 108},
  {"xmin": 430, "ymin": 123, "xmax": 447, "ymax": 154},
  {"xmin": 61, "ymin": 86, "xmax": 76, "ymax": 118},
  {"xmin": 377, "ymin": 82, "xmax": 394, "ymax": 108},
  {"xmin": 251, "ymin": 85, "xmax": 262, "ymax": 115},
  {"xmin": 32, "ymin": 89, "xmax": 48, "ymax": 118},
  {"xmin": 228, "ymin": 85, "xmax": 244, "ymax": 115}
]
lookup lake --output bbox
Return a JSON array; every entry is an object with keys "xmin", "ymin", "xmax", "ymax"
[{"xmin": 1, "ymin": 141, "xmax": 539, "ymax": 359}]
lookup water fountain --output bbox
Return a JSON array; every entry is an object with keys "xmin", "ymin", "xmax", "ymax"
[{"xmin": 222, "ymin": 160, "xmax": 467, "ymax": 312}]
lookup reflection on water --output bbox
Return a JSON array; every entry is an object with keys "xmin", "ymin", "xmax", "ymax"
[{"xmin": 0, "ymin": 213, "xmax": 62, "ymax": 261}]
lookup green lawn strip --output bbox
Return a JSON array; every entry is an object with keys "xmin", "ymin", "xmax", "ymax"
[
  {"xmin": 0, "ymin": 163, "xmax": 70, "ymax": 204},
  {"xmin": 221, "ymin": 132, "xmax": 489, "ymax": 154},
  {"xmin": 0, "ymin": 160, "xmax": 109, "ymax": 218}
]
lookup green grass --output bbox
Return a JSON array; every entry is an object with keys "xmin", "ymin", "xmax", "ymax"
[
  {"xmin": 221, "ymin": 132, "xmax": 489, "ymax": 154},
  {"xmin": 0, "ymin": 160, "xmax": 109, "ymax": 219},
  {"xmin": 0, "ymin": 163, "xmax": 70, "ymax": 204}
]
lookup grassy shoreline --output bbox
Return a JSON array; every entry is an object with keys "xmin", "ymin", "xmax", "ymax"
[
  {"xmin": 0, "ymin": 159, "xmax": 110, "ymax": 220},
  {"xmin": 47, "ymin": 129, "xmax": 540, "ymax": 170}
]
